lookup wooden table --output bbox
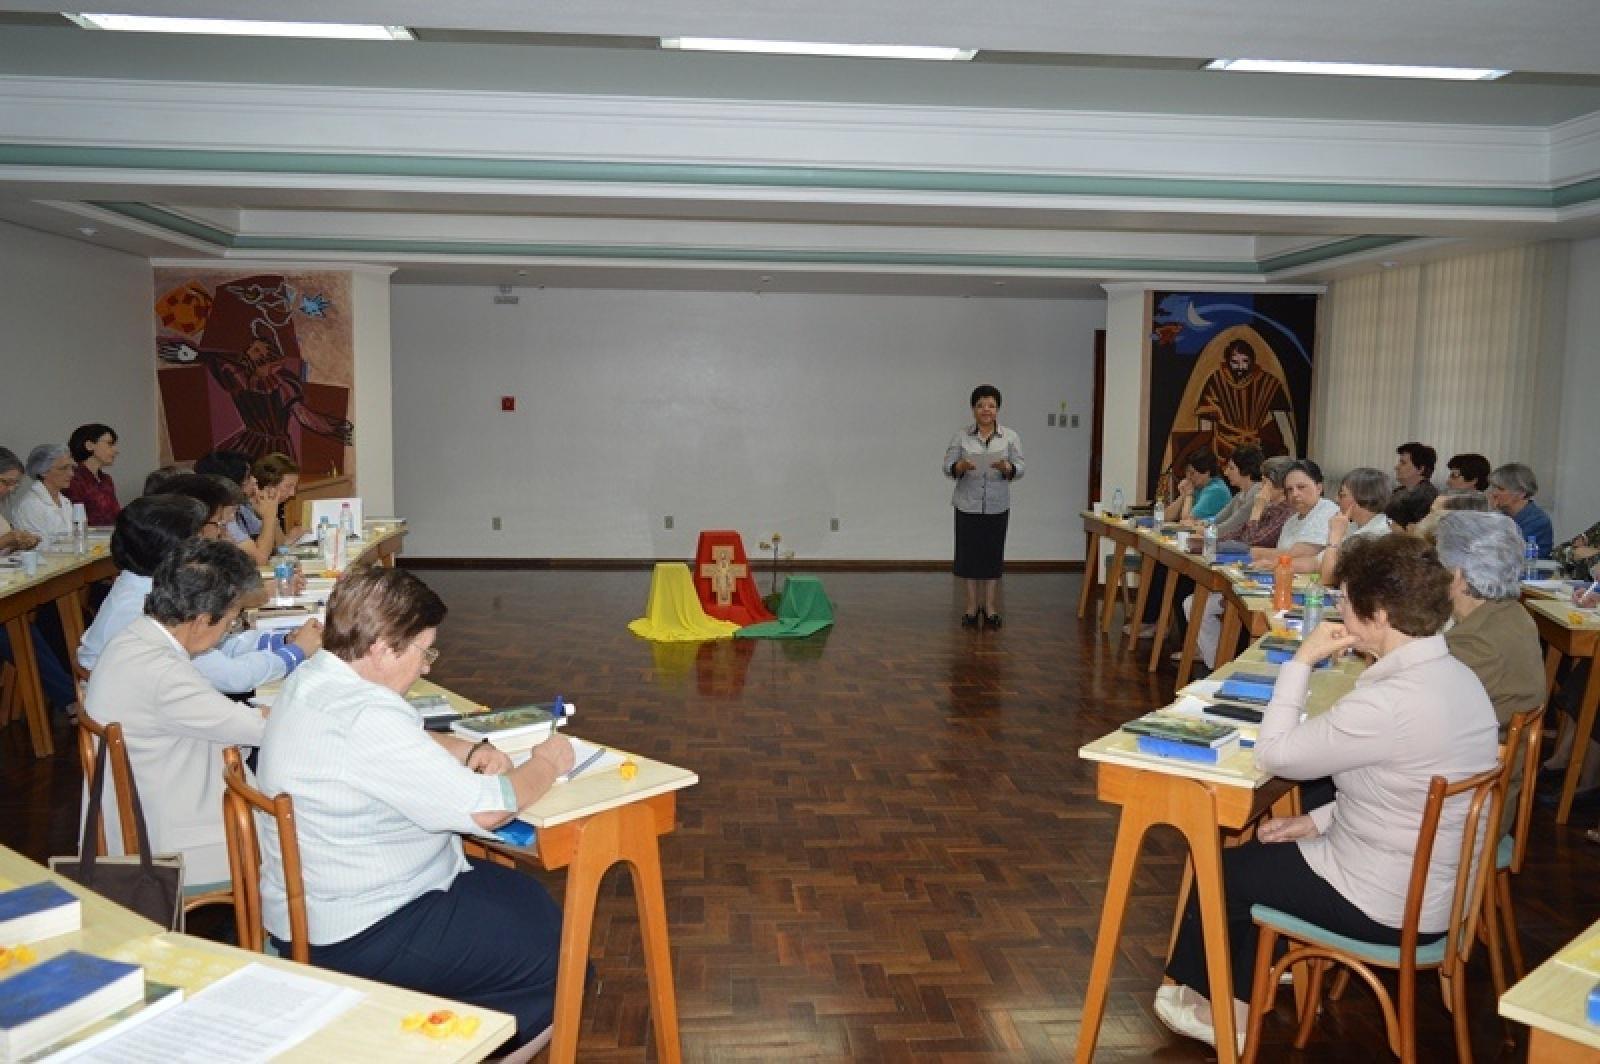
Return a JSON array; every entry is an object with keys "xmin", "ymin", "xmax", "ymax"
[
  {"xmin": 0, "ymin": 845, "xmax": 515, "ymax": 1062},
  {"xmin": 1074, "ymin": 641, "xmax": 1364, "ymax": 1063},
  {"xmin": 1522, "ymin": 597, "xmax": 1600, "ymax": 824},
  {"xmin": 1079, "ymin": 511, "xmax": 1143, "ymax": 635},
  {"xmin": 1126, "ymin": 525, "xmax": 1237, "ymax": 686},
  {"xmin": 415, "ymin": 680, "xmax": 699, "ymax": 1064},
  {"xmin": 0, "ymin": 541, "xmax": 114, "ymax": 758},
  {"xmin": 1499, "ymin": 914, "xmax": 1600, "ymax": 1062}
]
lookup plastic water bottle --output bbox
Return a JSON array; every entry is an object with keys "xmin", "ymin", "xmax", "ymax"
[
  {"xmin": 1524, "ymin": 537, "xmax": 1540, "ymax": 581},
  {"xmin": 1303, "ymin": 579, "xmax": 1325, "ymax": 632},
  {"xmin": 317, "ymin": 518, "xmax": 337, "ymax": 572},
  {"xmin": 338, "ymin": 501, "xmax": 357, "ymax": 543},
  {"xmin": 1202, "ymin": 520, "xmax": 1217, "ymax": 564},
  {"xmin": 273, "ymin": 554, "xmax": 295, "ymax": 606},
  {"xmin": 71, "ymin": 502, "xmax": 87, "ymax": 555},
  {"xmin": 1111, "ymin": 488, "xmax": 1125, "ymax": 518},
  {"xmin": 1152, "ymin": 483, "xmax": 1166, "ymax": 522}
]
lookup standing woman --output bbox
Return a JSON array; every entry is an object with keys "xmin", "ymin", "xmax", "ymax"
[
  {"xmin": 944, "ymin": 385, "xmax": 1024, "ymax": 629},
  {"xmin": 64, "ymin": 423, "xmax": 121, "ymax": 526}
]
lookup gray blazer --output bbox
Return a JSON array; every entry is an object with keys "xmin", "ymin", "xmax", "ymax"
[{"xmin": 944, "ymin": 424, "xmax": 1024, "ymax": 515}]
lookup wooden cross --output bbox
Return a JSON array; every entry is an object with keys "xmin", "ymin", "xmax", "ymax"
[{"xmin": 699, "ymin": 545, "xmax": 747, "ymax": 606}]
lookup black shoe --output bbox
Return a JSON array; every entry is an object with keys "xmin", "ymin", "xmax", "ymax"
[
  {"xmin": 961, "ymin": 613, "xmax": 981, "ymax": 628},
  {"xmin": 984, "ymin": 613, "xmax": 1003, "ymax": 629}
]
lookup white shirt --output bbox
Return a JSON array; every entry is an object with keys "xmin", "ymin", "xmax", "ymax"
[
  {"xmin": 9, "ymin": 480, "xmax": 72, "ymax": 542},
  {"xmin": 1277, "ymin": 498, "xmax": 1340, "ymax": 550},
  {"xmin": 257, "ymin": 651, "xmax": 514, "ymax": 945},
  {"xmin": 1349, "ymin": 512, "xmax": 1392, "ymax": 541}
]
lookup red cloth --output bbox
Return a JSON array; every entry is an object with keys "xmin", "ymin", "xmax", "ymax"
[
  {"xmin": 692, "ymin": 530, "xmax": 775, "ymax": 625},
  {"xmin": 64, "ymin": 464, "xmax": 120, "ymax": 525}
]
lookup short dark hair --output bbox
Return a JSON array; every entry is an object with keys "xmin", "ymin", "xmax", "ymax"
[
  {"xmin": 0, "ymin": 446, "xmax": 21, "ymax": 477},
  {"xmin": 1333, "ymin": 534, "xmax": 1452, "ymax": 637},
  {"xmin": 1446, "ymin": 453, "xmax": 1491, "ymax": 491},
  {"xmin": 969, "ymin": 384, "xmax": 1002, "ymax": 410},
  {"xmin": 162, "ymin": 472, "xmax": 243, "ymax": 518},
  {"xmin": 253, "ymin": 452, "xmax": 300, "ymax": 490},
  {"xmin": 145, "ymin": 538, "xmax": 260, "ymax": 625},
  {"xmin": 1284, "ymin": 459, "xmax": 1324, "ymax": 485},
  {"xmin": 1397, "ymin": 442, "xmax": 1437, "ymax": 478},
  {"xmin": 1228, "ymin": 445, "xmax": 1264, "ymax": 481},
  {"xmin": 67, "ymin": 423, "xmax": 117, "ymax": 463},
  {"xmin": 323, "ymin": 566, "xmax": 448, "ymax": 663},
  {"xmin": 1185, "ymin": 450, "xmax": 1220, "ymax": 476},
  {"xmin": 193, "ymin": 450, "xmax": 253, "ymax": 487},
  {"xmin": 1383, "ymin": 488, "xmax": 1435, "ymax": 530},
  {"xmin": 111, "ymin": 494, "xmax": 207, "ymax": 576}
]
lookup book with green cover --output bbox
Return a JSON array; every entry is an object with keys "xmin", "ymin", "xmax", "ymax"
[
  {"xmin": 450, "ymin": 704, "xmax": 556, "ymax": 741},
  {"xmin": 1120, "ymin": 711, "xmax": 1238, "ymax": 748}
]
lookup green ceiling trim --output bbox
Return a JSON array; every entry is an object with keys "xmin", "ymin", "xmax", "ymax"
[
  {"xmin": 9, "ymin": 144, "xmax": 1593, "ymax": 209},
  {"xmin": 91, "ymin": 200, "xmax": 1419, "ymax": 275}
]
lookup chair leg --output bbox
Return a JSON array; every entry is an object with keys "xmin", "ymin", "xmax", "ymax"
[
  {"xmin": 1242, "ymin": 926, "xmax": 1279, "ymax": 1064},
  {"xmin": 1327, "ymin": 967, "xmax": 1351, "ymax": 1001},
  {"xmin": 1449, "ymin": 964, "xmax": 1473, "ymax": 1064},
  {"xmin": 1497, "ymin": 870, "xmax": 1526, "ymax": 980},
  {"xmin": 1292, "ymin": 958, "xmax": 1326, "ymax": 1050},
  {"xmin": 1480, "ymin": 872, "xmax": 1508, "ymax": 1001}
]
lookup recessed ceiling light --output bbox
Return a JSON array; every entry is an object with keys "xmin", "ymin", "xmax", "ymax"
[
  {"xmin": 77, "ymin": 226, "xmax": 98, "ymax": 236},
  {"xmin": 1205, "ymin": 58, "xmax": 1506, "ymax": 81},
  {"xmin": 65, "ymin": 14, "xmax": 414, "ymax": 40},
  {"xmin": 516, "ymin": 270, "xmax": 528, "ymax": 277},
  {"xmin": 992, "ymin": 280, "xmax": 1007, "ymax": 287},
  {"xmin": 662, "ymin": 37, "xmax": 975, "ymax": 61}
]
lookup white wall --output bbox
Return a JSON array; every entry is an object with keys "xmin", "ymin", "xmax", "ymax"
[
  {"xmin": 1553, "ymin": 235, "xmax": 1600, "ymax": 539},
  {"xmin": 0, "ymin": 221, "xmax": 156, "ymax": 487},
  {"xmin": 392, "ymin": 287, "xmax": 1104, "ymax": 560},
  {"xmin": 351, "ymin": 267, "xmax": 396, "ymax": 516}
]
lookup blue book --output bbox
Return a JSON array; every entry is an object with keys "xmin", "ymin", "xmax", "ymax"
[
  {"xmin": 1263, "ymin": 647, "xmax": 1332, "ymax": 669},
  {"xmin": 0, "ymin": 882, "xmax": 80, "ymax": 944},
  {"xmin": 1217, "ymin": 676, "xmax": 1276, "ymax": 703},
  {"xmin": 1215, "ymin": 551, "xmax": 1251, "ymax": 566},
  {"xmin": 0, "ymin": 950, "xmax": 144, "ymax": 1061},
  {"xmin": 1135, "ymin": 735, "xmax": 1237, "ymax": 764},
  {"xmin": 491, "ymin": 820, "xmax": 537, "ymax": 848}
]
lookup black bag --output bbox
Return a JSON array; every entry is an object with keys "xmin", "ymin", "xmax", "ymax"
[{"xmin": 49, "ymin": 731, "xmax": 186, "ymax": 931}]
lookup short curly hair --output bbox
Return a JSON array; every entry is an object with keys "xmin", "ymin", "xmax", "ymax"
[{"xmin": 1332, "ymin": 534, "xmax": 1453, "ymax": 637}]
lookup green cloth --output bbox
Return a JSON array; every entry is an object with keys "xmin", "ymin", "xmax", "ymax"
[{"xmin": 735, "ymin": 575, "xmax": 834, "ymax": 638}]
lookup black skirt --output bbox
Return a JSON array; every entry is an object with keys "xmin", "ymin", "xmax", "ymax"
[{"xmin": 953, "ymin": 509, "xmax": 1009, "ymax": 579}]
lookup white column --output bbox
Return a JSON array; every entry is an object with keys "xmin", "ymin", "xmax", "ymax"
[{"xmin": 350, "ymin": 266, "xmax": 396, "ymax": 515}]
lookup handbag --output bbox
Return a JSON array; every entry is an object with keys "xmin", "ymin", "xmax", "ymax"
[{"xmin": 49, "ymin": 730, "xmax": 186, "ymax": 931}]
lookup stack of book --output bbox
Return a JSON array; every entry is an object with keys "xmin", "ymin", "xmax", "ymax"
[
  {"xmin": 1120, "ymin": 711, "xmax": 1240, "ymax": 764},
  {"xmin": 451, "ymin": 703, "xmax": 568, "ymax": 753},
  {"xmin": 0, "ymin": 951, "xmax": 178, "ymax": 1062}
]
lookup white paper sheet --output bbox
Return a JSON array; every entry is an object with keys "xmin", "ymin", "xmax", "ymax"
[
  {"xmin": 510, "ymin": 737, "xmax": 625, "ymax": 783},
  {"xmin": 58, "ymin": 962, "xmax": 362, "ymax": 1064}
]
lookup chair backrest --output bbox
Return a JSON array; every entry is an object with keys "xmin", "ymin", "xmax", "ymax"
[
  {"xmin": 220, "ymin": 746, "xmax": 309, "ymax": 963},
  {"xmin": 1397, "ymin": 765, "xmax": 1503, "ymax": 984},
  {"xmin": 1500, "ymin": 704, "xmax": 1545, "ymax": 874},
  {"xmin": 75, "ymin": 712, "xmax": 138, "ymax": 858}
]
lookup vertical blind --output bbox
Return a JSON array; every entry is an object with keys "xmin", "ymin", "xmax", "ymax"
[{"xmin": 1311, "ymin": 243, "xmax": 1553, "ymax": 479}]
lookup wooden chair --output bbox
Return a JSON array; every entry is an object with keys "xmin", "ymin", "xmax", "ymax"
[
  {"xmin": 1481, "ymin": 704, "xmax": 1546, "ymax": 997},
  {"xmin": 220, "ymin": 746, "xmax": 309, "ymax": 962},
  {"xmin": 1241, "ymin": 766, "xmax": 1503, "ymax": 1063},
  {"xmin": 75, "ymin": 711, "xmax": 234, "ymax": 916}
]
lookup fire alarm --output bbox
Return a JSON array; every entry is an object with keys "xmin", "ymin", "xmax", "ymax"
[{"xmin": 500, "ymin": 396, "xmax": 516, "ymax": 411}]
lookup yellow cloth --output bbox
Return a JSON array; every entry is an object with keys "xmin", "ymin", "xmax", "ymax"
[{"xmin": 628, "ymin": 562, "xmax": 742, "ymax": 642}]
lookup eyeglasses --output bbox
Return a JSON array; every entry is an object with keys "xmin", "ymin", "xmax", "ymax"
[
  {"xmin": 226, "ymin": 613, "xmax": 248, "ymax": 635},
  {"xmin": 0, "ymin": 475, "xmax": 19, "ymax": 490}
]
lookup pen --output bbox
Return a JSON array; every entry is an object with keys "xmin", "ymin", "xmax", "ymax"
[{"xmin": 563, "ymin": 746, "xmax": 606, "ymax": 782}]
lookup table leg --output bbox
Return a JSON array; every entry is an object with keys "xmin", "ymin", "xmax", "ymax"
[
  {"xmin": 1176, "ymin": 584, "xmax": 1209, "ymax": 686},
  {"xmin": 1127, "ymin": 552, "xmax": 1157, "ymax": 653},
  {"xmin": 1544, "ymin": 644, "xmax": 1564, "ymax": 700},
  {"xmin": 1074, "ymin": 804, "xmax": 1154, "ymax": 1062},
  {"xmin": 3, "ymin": 615, "xmax": 54, "ymax": 758},
  {"xmin": 1100, "ymin": 546, "xmax": 1127, "ymax": 635},
  {"xmin": 1556, "ymin": 654, "xmax": 1600, "ymax": 824},
  {"xmin": 1179, "ymin": 791, "xmax": 1241, "ymax": 1063},
  {"xmin": 1215, "ymin": 599, "xmax": 1244, "ymax": 670},
  {"xmin": 1147, "ymin": 564, "xmax": 1179, "ymax": 674},
  {"xmin": 1077, "ymin": 529, "xmax": 1102, "ymax": 620}
]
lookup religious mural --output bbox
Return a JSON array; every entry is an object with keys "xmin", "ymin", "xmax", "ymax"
[
  {"xmin": 1145, "ymin": 291, "xmax": 1317, "ymax": 497},
  {"xmin": 153, "ymin": 270, "xmax": 354, "ymax": 476}
]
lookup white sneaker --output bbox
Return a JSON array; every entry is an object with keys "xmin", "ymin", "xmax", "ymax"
[{"xmin": 1153, "ymin": 992, "xmax": 1245, "ymax": 1055}]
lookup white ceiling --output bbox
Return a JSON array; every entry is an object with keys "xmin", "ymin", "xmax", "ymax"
[{"xmin": 1, "ymin": 2, "xmax": 1598, "ymax": 295}]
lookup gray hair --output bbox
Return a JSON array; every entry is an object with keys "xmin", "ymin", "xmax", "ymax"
[
  {"xmin": 24, "ymin": 443, "xmax": 68, "ymax": 478},
  {"xmin": 1435, "ymin": 510, "xmax": 1525, "ymax": 601},
  {"xmin": 145, "ymin": 537, "xmax": 261, "ymax": 625},
  {"xmin": 0, "ymin": 446, "xmax": 21, "ymax": 477},
  {"xmin": 1261, "ymin": 455, "xmax": 1296, "ymax": 489},
  {"xmin": 1489, "ymin": 462, "xmax": 1538, "ymax": 498},
  {"xmin": 1440, "ymin": 490, "xmax": 1491, "ymax": 512},
  {"xmin": 1341, "ymin": 467, "xmax": 1391, "ymax": 513}
]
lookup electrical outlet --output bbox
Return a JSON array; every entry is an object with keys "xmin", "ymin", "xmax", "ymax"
[
  {"xmin": 1047, "ymin": 413, "xmax": 1057, "ymax": 427},
  {"xmin": 664, "ymin": 515, "xmax": 674, "ymax": 530},
  {"xmin": 491, "ymin": 516, "xmax": 502, "ymax": 531},
  {"xmin": 830, "ymin": 518, "xmax": 840, "ymax": 531},
  {"xmin": 1070, "ymin": 414, "xmax": 1080, "ymax": 428}
]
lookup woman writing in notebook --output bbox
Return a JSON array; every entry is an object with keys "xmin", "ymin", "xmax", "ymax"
[{"xmin": 257, "ymin": 566, "xmax": 574, "ymax": 1059}]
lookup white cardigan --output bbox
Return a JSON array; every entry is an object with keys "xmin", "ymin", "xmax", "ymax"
[{"xmin": 9, "ymin": 479, "xmax": 72, "ymax": 542}]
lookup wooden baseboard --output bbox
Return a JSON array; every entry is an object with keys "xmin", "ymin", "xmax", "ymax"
[{"xmin": 399, "ymin": 557, "xmax": 1085, "ymax": 574}]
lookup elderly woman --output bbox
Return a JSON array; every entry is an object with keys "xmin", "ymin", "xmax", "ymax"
[
  {"xmin": 84, "ymin": 538, "xmax": 267, "ymax": 888},
  {"xmin": 1248, "ymin": 460, "xmax": 1340, "ymax": 573},
  {"xmin": 10, "ymin": 444, "xmax": 75, "ymax": 543},
  {"xmin": 944, "ymin": 384, "xmax": 1023, "ymax": 628},
  {"xmin": 1488, "ymin": 462, "xmax": 1553, "ymax": 558},
  {"xmin": 0, "ymin": 446, "xmax": 40, "ymax": 554},
  {"xmin": 1316, "ymin": 466, "xmax": 1392, "ymax": 583},
  {"xmin": 1156, "ymin": 535, "xmax": 1499, "ymax": 1050},
  {"xmin": 1184, "ymin": 456, "xmax": 1294, "ymax": 667},
  {"xmin": 258, "ymin": 567, "xmax": 575, "ymax": 1054},
  {"xmin": 64, "ymin": 423, "xmax": 121, "ymax": 526},
  {"xmin": 77, "ymin": 494, "xmax": 320, "ymax": 690},
  {"xmin": 0, "ymin": 446, "xmax": 75, "ymax": 717}
]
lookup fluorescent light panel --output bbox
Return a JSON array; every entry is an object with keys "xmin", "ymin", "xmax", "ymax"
[
  {"xmin": 65, "ymin": 14, "xmax": 414, "ymax": 40},
  {"xmin": 662, "ymin": 37, "xmax": 975, "ymax": 61},
  {"xmin": 1206, "ymin": 58, "xmax": 1506, "ymax": 80}
]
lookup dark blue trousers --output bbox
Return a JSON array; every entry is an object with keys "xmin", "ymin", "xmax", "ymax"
[
  {"xmin": 0, "ymin": 623, "xmax": 77, "ymax": 711},
  {"xmin": 288, "ymin": 859, "xmax": 563, "ymax": 1049}
]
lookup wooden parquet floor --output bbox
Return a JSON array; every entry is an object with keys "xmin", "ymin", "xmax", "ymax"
[{"xmin": 5, "ymin": 569, "xmax": 1599, "ymax": 1061}]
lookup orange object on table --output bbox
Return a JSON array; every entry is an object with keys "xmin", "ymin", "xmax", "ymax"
[{"xmin": 1272, "ymin": 555, "xmax": 1294, "ymax": 612}]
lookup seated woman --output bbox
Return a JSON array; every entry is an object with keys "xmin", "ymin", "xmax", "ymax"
[
  {"xmin": 258, "ymin": 567, "xmax": 575, "ymax": 1054},
  {"xmin": 1444, "ymin": 452, "xmax": 1491, "ymax": 493},
  {"xmin": 63, "ymin": 423, "xmax": 121, "ymax": 526},
  {"xmin": 1247, "ymin": 460, "xmax": 1340, "ymax": 573},
  {"xmin": 77, "ymin": 494, "xmax": 319, "ymax": 691},
  {"xmin": 251, "ymin": 452, "xmax": 306, "ymax": 550},
  {"xmin": 1316, "ymin": 466, "xmax": 1391, "ymax": 584},
  {"xmin": 1554, "ymin": 515, "xmax": 1600, "ymax": 581},
  {"xmin": 9, "ymin": 443, "xmax": 75, "ymax": 544},
  {"xmin": 82, "ymin": 538, "xmax": 268, "ymax": 889},
  {"xmin": 1156, "ymin": 536, "xmax": 1498, "ymax": 1050},
  {"xmin": 1185, "ymin": 456, "xmax": 1293, "ymax": 668},
  {"xmin": 0, "ymin": 446, "xmax": 40, "ymax": 554},
  {"xmin": 196, "ymin": 450, "xmax": 286, "ymax": 564},
  {"xmin": 1382, "ymin": 486, "xmax": 1435, "ymax": 535},
  {"xmin": 0, "ymin": 446, "xmax": 74, "ymax": 717}
]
